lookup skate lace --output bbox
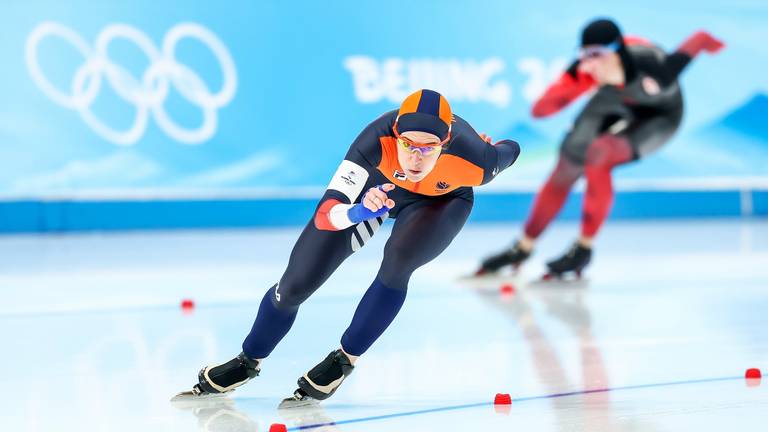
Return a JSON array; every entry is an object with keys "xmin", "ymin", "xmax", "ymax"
[{"xmin": 239, "ymin": 354, "xmax": 261, "ymax": 377}]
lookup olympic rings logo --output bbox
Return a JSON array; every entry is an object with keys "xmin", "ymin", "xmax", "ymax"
[{"xmin": 25, "ymin": 22, "xmax": 237, "ymax": 145}]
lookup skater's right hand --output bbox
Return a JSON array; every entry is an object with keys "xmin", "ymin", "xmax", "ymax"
[
  {"xmin": 347, "ymin": 184, "xmax": 395, "ymax": 223},
  {"xmin": 363, "ymin": 184, "xmax": 395, "ymax": 212}
]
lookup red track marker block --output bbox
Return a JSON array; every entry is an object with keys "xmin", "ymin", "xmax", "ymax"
[
  {"xmin": 500, "ymin": 284, "xmax": 515, "ymax": 295},
  {"xmin": 269, "ymin": 424, "xmax": 288, "ymax": 432},
  {"xmin": 494, "ymin": 393, "xmax": 512, "ymax": 405},
  {"xmin": 181, "ymin": 299, "xmax": 195, "ymax": 314},
  {"xmin": 745, "ymin": 368, "xmax": 762, "ymax": 379}
]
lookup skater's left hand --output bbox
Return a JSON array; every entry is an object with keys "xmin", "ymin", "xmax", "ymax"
[
  {"xmin": 695, "ymin": 31, "xmax": 725, "ymax": 54},
  {"xmin": 679, "ymin": 30, "xmax": 726, "ymax": 56},
  {"xmin": 479, "ymin": 133, "xmax": 492, "ymax": 144}
]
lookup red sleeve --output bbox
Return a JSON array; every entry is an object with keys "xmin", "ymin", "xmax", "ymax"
[
  {"xmin": 314, "ymin": 199, "xmax": 342, "ymax": 231},
  {"xmin": 623, "ymin": 35, "xmax": 653, "ymax": 47},
  {"xmin": 676, "ymin": 30, "xmax": 725, "ymax": 57},
  {"xmin": 531, "ymin": 70, "xmax": 596, "ymax": 118}
]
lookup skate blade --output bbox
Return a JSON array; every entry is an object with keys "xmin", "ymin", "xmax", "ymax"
[
  {"xmin": 170, "ymin": 389, "xmax": 230, "ymax": 404},
  {"xmin": 278, "ymin": 394, "xmax": 319, "ymax": 410},
  {"xmin": 458, "ymin": 272, "xmax": 504, "ymax": 281}
]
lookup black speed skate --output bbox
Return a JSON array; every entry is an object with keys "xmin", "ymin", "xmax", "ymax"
[
  {"xmin": 543, "ymin": 242, "xmax": 592, "ymax": 280},
  {"xmin": 171, "ymin": 352, "xmax": 261, "ymax": 401},
  {"xmin": 475, "ymin": 241, "xmax": 531, "ymax": 276},
  {"xmin": 279, "ymin": 349, "xmax": 354, "ymax": 409}
]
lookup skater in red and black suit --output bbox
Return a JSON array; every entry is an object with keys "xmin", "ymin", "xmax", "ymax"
[
  {"xmin": 175, "ymin": 89, "xmax": 520, "ymax": 404},
  {"xmin": 476, "ymin": 18, "xmax": 723, "ymax": 279}
]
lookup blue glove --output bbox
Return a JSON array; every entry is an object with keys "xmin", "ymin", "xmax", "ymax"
[{"xmin": 347, "ymin": 185, "xmax": 393, "ymax": 224}]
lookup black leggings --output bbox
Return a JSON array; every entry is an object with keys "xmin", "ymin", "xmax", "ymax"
[
  {"xmin": 276, "ymin": 192, "xmax": 473, "ymax": 307},
  {"xmin": 560, "ymin": 86, "xmax": 683, "ymax": 165},
  {"xmin": 242, "ymin": 190, "xmax": 474, "ymax": 358}
]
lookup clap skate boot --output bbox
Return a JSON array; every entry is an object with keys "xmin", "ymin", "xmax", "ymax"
[
  {"xmin": 279, "ymin": 349, "xmax": 354, "ymax": 408},
  {"xmin": 543, "ymin": 242, "xmax": 592, "ymax": 280},
  {"xmin": 475, "ymin": 240, "xmax": 531, "ymax": 276},
  {"xmin": 172, "ymin": 352, "xmax": 261, "ymax": 401}
]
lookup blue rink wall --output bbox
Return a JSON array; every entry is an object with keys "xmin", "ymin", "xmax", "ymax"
[
  {"xmin": 2, "ymin": 1, "xmax": 767, "ymax": 233},
  {"xmin": 3, "ymin": 2, "xmax": 768, "ymax": 198},
  {"xmin": 1, "ymin": 188, "xmax": 765, "ymax": 233}
]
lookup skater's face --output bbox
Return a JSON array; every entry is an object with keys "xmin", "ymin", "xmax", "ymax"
[
  {"xmin": 396, "ymin": 131, "xmax": 442, "ymax": 182},
  {"xmin": 579, "ymin": 48, "xmax": 623, "ymax": 85}
]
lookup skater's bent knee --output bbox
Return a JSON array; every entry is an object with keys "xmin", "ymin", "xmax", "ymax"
[
  {"xmin": 380, "ymin": 246, "xmax": 422, "ymax": 286},
  {"xmin": 585, "ymin": 137, "xmax": 613, "ymax": 167},
  {"xmin": 585, "ymin": 135, "xmax": 630, "ymax": 168},
  {"xmin": 273, "ymin": 277, "xmax": 318, "ymax": 309}
]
